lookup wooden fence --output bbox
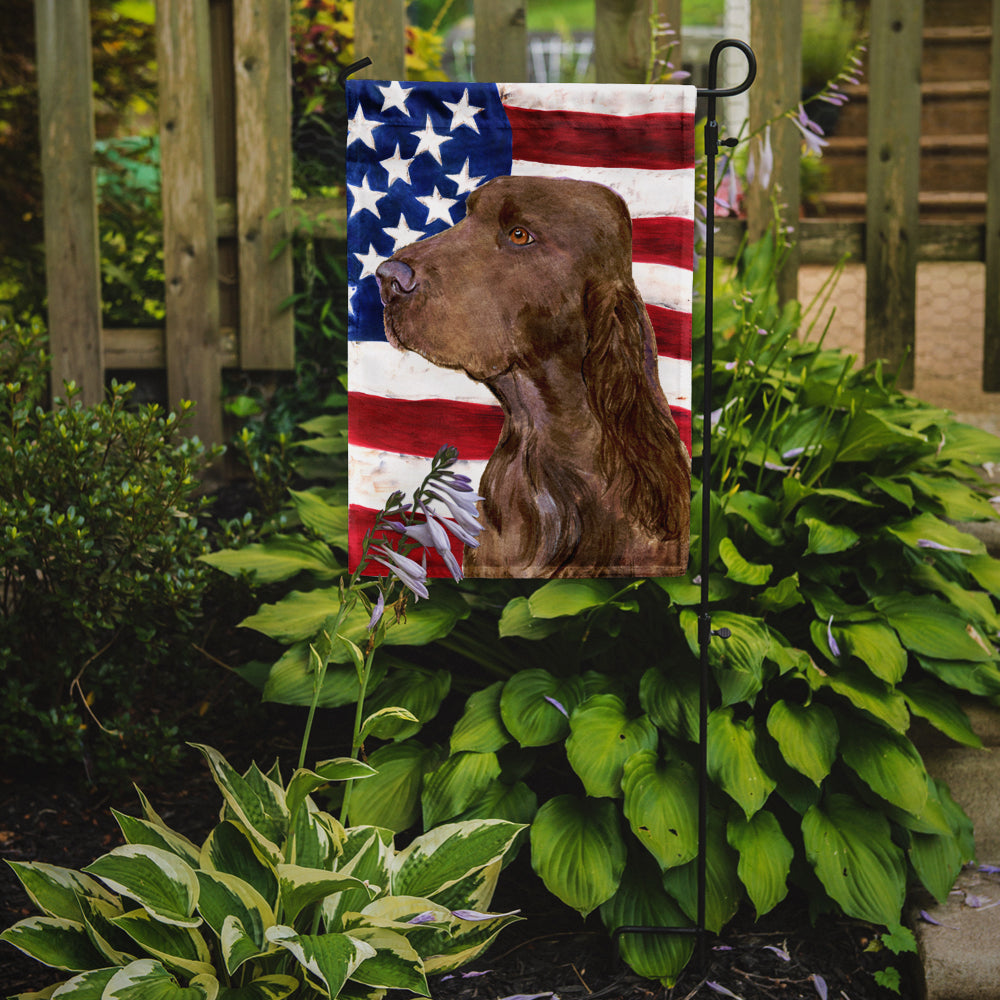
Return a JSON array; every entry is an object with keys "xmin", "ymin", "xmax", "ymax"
[{"xmin": 33, "ymin": 0, "xmax": 1000, "ymax": 444}]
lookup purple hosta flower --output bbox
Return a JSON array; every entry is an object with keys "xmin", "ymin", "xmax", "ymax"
[
  {"xmin": 917, "ymin": 538, "xmax": 973, "ymax": 555},
  {"xmin": 367, "ymin": 590, "xmax": 385, "ymax": 631},
  {"xmin": 979, "ymin": 864, "xmax": 1000, "ymax": 874},
  {"xmin": 715, "ymin": 157, "xmax": 741, "ymax": 215},
  {"xmin": 707, "ymin": 983, "xmax": 742, "ymax": 999},
  {"xmin": 544, "ymin": 695, "xmax": 569, "ymax": 718},
  {"xmin": 451, "ymin": 908, "xmax": 521, "ymax": 921},
  {"xmin": 425, "ymin": 479, "xmax": 484, "ymax": 536},
  {"xmin": 407, "ymin": 911, "xmax": 438, "ymax": 925},
  {"xmin": 827, "ymin": 616, "xmax": 842, "ymax": 657},
  {"xmin": 441, "ymin": 970, "xmax": 493, "ymax": 981},
  {"xmin": 763, "ymin": 944, "xmax": 791, "ymax": 962},
  {"xmin": 747, "ymin": 124, "xmax": 774, "ymax": 191},
  {"xmin": 369, "ymin": 544, "xmax": 430, "ymax": 600},
  {"xmin": 388, "ymin": 501, "xmax": 464, "ymax": 581},
  {"xmin": 792, "ymin": 104, "xmax": 829, "ymax": 156},
  {"xmin": 812, "ymin": 974, "xmax": 828, "ymax": 1000}
]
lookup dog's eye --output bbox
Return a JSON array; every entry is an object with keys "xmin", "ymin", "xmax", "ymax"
[{"xmin": 507, "ymin": 226, "xmax": 534, "ymax": 246}]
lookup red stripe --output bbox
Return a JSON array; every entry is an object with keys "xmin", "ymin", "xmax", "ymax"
[
  {"xmin": 349, "ymin": 392, "xmax": 503, "ymax": 461},
  {"xmin": 349, "ymin": 505, "xmax": 464, "ymax": 579},
  {"xmin": 506, "ymin": 106, "xmax": 695, "ymax": 171},
  {"xmin": 632, "ymin": 217, "xmax": 694, "ymax": 269},
  {"xmin": 647, "ymin": 305, "xmax": 692, "ymax": 361}
]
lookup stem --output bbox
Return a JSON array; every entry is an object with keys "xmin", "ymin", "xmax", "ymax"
[{"xmin": 339, "ymin": 644, "xmax": 377, "ymax": 826}]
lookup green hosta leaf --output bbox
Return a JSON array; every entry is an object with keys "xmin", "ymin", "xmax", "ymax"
[
  {"xmin": 359, "ymin": 706, "xmax": 421, "ymax": 743},
  {"xmin": 936, "ymin": 421, "xmax": 1000, "ymax": 464},
  {"xmin": 112, "ymin": 812, "xmax": 201, "ymax": 868},
  {"xmin": 680, "ymin": 610, "xmax": 770, "ymax": 706},
  {"xmin": 450, "ymin": 682, "xmax": 511, "ymax": 754},
  {"xmin": 916, "ymin": 655, "xmax": 1000, "ymax": 697},
  {"xmin": 453, "ymin": 779, "xmax": 538, "ymax": 827},
  {"xmin": 83, "ymin": 846, "xmax": 200, "ymax": 928},
  {"xmin": 621, "ymin": 751, "xmax": 698, "ymax": 870},
  {"xmin": 103, "ymin": 959, "xmax": 218, "ymax": 1000},
  {"xmin": 802, "ymin": 794, "xmax": 906, "ymax": 926},
  {"xmin": 901, "ymin": 680, "xmax": 982, "ymax": 748},
  {"xmin": 566, "ymin": 695, "xmax": 658, "ymax": 798},
  {"xmin": 661, "ymin": 811, "xmax": 741, "ymax": 933},
  {"xmin": 835, "ymin": 621, "xmax": 907, "ymax": 684},
  {"xmin": 421, "ymin": 751, "xmax": 502, "ymax": 828},
  {"xmin": 707, "ymin": 708, "xmax": 776, "ymax": 818},
  {"xmin": 906, "ymin": 473, "xmax": 998, "ymax": 522},
  {"xmin": 216, "ymin": 975, "xmax": 299, "ymax": 1000},
  {"xmin": 200, "ymin": 535, "xmax": 341, "ymax": 584},
  {"xmin": 727, "ymin": 811, "xmax": 793, "ymax": 918},
  {"xmin": 909, "ymin": 782, "xmax": 967, "ymax": 907},
  {"xmin": 362, "ymin": 667, "xmax": 451, "ymax": 740},
  {"xmin": 910, "ymin": 562, "xmax": 1000, "ymax": 632},
  {"xmin": 765, "ymin": 701, "xmax": 838, "ymax": 786},
  {"xmin": 839, "ymin": 719, "xmax": 928, "ymax": 817},
  {"xmin": 966, "ymin": 553, "xmax": 1000, "ymax": 597},
  {"xmin": 265, "ymin": 926, "xmax": 375, "ymax": 997},
  {"xmin": 653, "ymin": 572, "xmax": 737, "ymax": 605},
  {"xmin": 199, "ymin": 822, "xmax": 278, "ymax": 910},
  {"xmin": 392, "ymin": 820, "xmax": 524, "ymax": 901},
  {"xmin": 190, "ymin": 746, "xmax": 287, "ymax": 863},
  {"xmin": 866, "ymin": 474, "xmax": 914, "ymax": 509},
  {"xmin": 260, "ymin": 643, "xmax": 386, "ymax": 709},
  {"xmin": 497, "ymin": 596, "xmax": 564, "ymax": 639},
  {"xmin": 835, "ymin": 410, "xmax": 927, "ymax": 463},
  {"xmin": 599, "ymin": 852, "xmax": 694, "ymax": 987},
  {"xmin": 285, "ymin": 759, "xmax": 376, "ymax": 822},
  {"xmin": 755, "ymin": 573, "xmax": 805, "ymax": 614},
  {"xmin": 288, "ymin": 489, "xmax": 349, "ymax": 546},
  {"xmin": 4, "ymin": 862, "xmax": 118, "ymax": 922},
  {"xmin": 724, "ymin": 490, "xmax": 784, "ymax": 545},
  {"xmin": 527, "ymin": 578, "xmax": 620, "ymax": 617},
  {"xmin": 808, "ymin": 661, "xmax": 910, "ymax": 732},
  {"xmin": 346, "ymin": 926, "xmax": 428, "ymax": 994},
  {"xmin": 639, "ymin": 663, "xmax": 699, "ymax": 742},
  {"xmin": 874, "ymin": 594, "xmax": 995, "ymax": 662},
  {"xmin": 0, "ymin": 916, "xmax": 107, "ymax": 971},
  {"xmin": 277, "ymin": 865, "xmax": 374, "ymax": 925},
  {"xmin": 499, "ymin": 670, "xmax": 584, "ymax": 747},
  {"xmin": 803, "ymin": 517, "xmax": 859, "ymax": 556},
  {"xmin": 111, "ymin": 908, "xmax": 214, "ymax": 978},
  {"xmin": 719, "ymin": 537, "xmax": 772, "ymax": 586},
  {"xmin": 195, "ymin": 871, "xmax": 273, "ymax": 974},
  {"xmin": 347, "ymin": 740, "xmax": 442, "ymax": 832},
  {"xmin": 530, "ymin": 795, "xmax": 626, "ymax": 917},
  {"xmin": 886, "ymin": 512, "xmax": 985, "ymax": 557}
]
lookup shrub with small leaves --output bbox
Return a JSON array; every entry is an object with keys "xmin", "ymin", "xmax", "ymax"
[{"xmin": 0, "ymin": 317, "xmax": 220, "ymax": 783}]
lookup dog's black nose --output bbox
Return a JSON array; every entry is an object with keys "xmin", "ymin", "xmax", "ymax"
[{"xmin": 376, "ymin": 259, "xmax": 417, "ymax": 303}]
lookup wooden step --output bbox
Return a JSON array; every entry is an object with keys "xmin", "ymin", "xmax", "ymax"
[
  {"xmin": 813, "ymin": 190, "xmax": 987, "ymax": 222},
  {"xmin": 922, "ymin": 25, "xmax": 993, "ymax": 83},
  {"xmin": 922, "ymin": 0, "xmax": 992, "ymax": 28},
  {"xmin": 822, "ymin": 134, "xmax": 989, "ymax": 193}
]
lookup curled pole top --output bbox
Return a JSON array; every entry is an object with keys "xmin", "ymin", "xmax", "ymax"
[{"xmin": 697, "ymin": 39, "xmax": 756, "ymax": 99}]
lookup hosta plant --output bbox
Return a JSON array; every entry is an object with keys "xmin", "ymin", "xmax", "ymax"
[{"xmin": 1, "ymin": 743, "xmax": 523, "ymax": 999}]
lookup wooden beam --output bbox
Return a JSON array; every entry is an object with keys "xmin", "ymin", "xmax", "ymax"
[
  {"xmin": 34, "ymin": 0, "xmax": 103, "ymax": 405},
  {"xmin": 474, "ymin": 0, "xmax": 527, "ymax": 82},
  {"xmin": 354, "ymin": 0, "xmax": 406, "ymax": 80},
  {"xmin": 157, "ymin": 0, "xmax": 223, "ymax": 444},
  {"xmin": 233, "ymin": 0, "xmax": 294, "ymax": 369},
  {"xmin": 864, "ymin": 0, "xmax": 923, "ymax": 389},
  {"xmin": 594, "ymin": 0, "xmax": 652, "ymax": 84},
  {"xmin": 983, "ymin": 0, "xmax": 1000, "ymax": 390},
  {"xmin": 747, "ymin": 0, "xmax": 802, "ymax": 305}
]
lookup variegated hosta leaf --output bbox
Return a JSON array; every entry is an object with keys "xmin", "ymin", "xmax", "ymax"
[
  {"xmin": 599, "ymin": 853, "xmax": 694, "ymax": 987},
  {"xmin": 345, "ymin": 926, "xmax": 429, "ymax": 995},
  {"xmin": 102, "ymin": 958, "xmax": 218, "ymax": 999},
  {"xmin": 288, "ymin": 802, "xmax": 343, "ymax": 870},
  {"xmin": 727, "ymin": 810, "xmax": 793, "ymax": 918},
  {"xmin": 265, "ymin": 926, "xmax": 375, "ymax": 998},
  {"xmin": 190, "ymin": 745, "xmax": 288, "ymax": 863},
  {"xmin": 529, "ymin": 795, "xmax": 626, "ymax": 917},
  {"xmin": 195, "ymin": 871, "xmax": 274, "ymax": 974},
  {"xmin": 566, "ymin": 695, "xmax": 658, "ymax": 799},
  {"xmin": 45, "ymin": 966, "xmax": 118, "ymax": 997},
  {"xmin": 450, "ymin": 681, "xmax": 511, "ymax": 754},
  {"xmin": 200, "ymin": 822, "xmax": 278, "ymax": 910},
  {"xmin": 110, "ymin": 908, "xmax": 214, "ymax": 979},
  {"xmin": 214, "ymin": 974, "xmax": 300, "ymax": 1000},
  {"xmin": 421, "ymin": 751, "xmax": 501, "ymax": 829},
  {"xmin": 4, "ymin": 861, "xmax": 118, "ymax": 922},
  {"xmin": 621, "ymin": 751, "xmax": 699, "ymax": 871},
  {"xmin": 83, "ymin": 846, "xmax": 200, "ymax": 928},
  {"xmin": 765, "ymin": 700, "xmax": 838, "ymax": 786},
  {"xmin": 802, "ymin": 793, "xmax": 906, "ymax": 926},
  {"xmin": 0, "ymin": 916, "xmax": 107, "ymax": 971},
  {"xmin": 499, "ymin": 669, "xmax": 585, "ymax": 747},
  {"xmin": 276, "ymin": 864, "xmax": 376, "ymax": 925},
  {"xmin": 707, "ymin": 707, "xmax": 776, "ymax": 819},
  {"xmin": 323, "ymin": 829, "xmax": 393, "ymax": 931},
  {"xmin": 112, "ymin": 810, "xmax": 202, "ymax": 868},
  {"xmin": 77, "ymin": 894, "xmax": 136, "ymax": 966},
  {"xmin": 423, "ymin": 906, "xmax": 522, "ymax": 975},
  {"xmin": 391, "ymin": 820, "xmax": 524, "ymax": 901},
  {"xmin": 285, "ymin": 760, "xmax": 375, "ymax": 824},
  {"xmin": 424, "ymin": 859, "xmax": 501, "ymax": 916}
]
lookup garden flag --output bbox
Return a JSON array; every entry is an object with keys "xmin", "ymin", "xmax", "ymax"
[{"xmin": 347, "ymin": 81, "xmax": 695, "ymax": 579}]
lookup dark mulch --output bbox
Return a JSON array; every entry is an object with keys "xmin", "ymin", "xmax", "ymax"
[{"xmin": 1, "ymin": 746, "xmax": 914, "ymax": 1000}]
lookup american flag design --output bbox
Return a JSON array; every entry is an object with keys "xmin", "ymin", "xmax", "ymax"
[{"xmin": 346, "ymin": 80, "xmax": 696, "ymax": 575}]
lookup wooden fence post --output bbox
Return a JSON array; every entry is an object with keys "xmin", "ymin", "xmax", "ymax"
[
  {"xmin": 746, "ymin": 0, "xmax": 801, "ymax": 306},
  {"xmin": 157, "ymin": 0, "xmax": 223, "ymax": 445},
  {"xmin": 34, "ymin": 0, "xmax": 104, "ymax": 405},
  {"xmin": 233, "ymin": 0, "xmax": 294, "ymax": 370},
  {"xmin": 354, "ymin": 0, "xmax": 407, "ymax": 79},
  {"xmin": 474, "ymin": 0, "xmax": 527, "ymax": 82},
  {"xmin": 864, "ymin": 0, "xmax": 923, "ymax": 389},
  {"xmin": 983, "ymin": 0, "xmax": 1000, "ymax": 390}
]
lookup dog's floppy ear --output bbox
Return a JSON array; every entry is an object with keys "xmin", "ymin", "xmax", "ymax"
[{"xmin": 581, "ymin": 278, "xmax": 689, "ymax": 539}]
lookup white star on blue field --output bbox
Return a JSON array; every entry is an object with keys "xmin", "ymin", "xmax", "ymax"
[{"xmin": 346, "ymin": 82, "xmax": 514, "ymax": 343}]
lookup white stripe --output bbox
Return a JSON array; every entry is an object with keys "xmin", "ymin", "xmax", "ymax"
[
  {"xmin": 349, "ymin": 342, "xmax": 691, "ymax": 408},
  {"xmin": 499, "ymin": 82, "xmax": 697, "ymax": 117},
  {"xmin": 349, "ymin": 444, "xmax": 487, "ymax": 511},
  {"xmin": 634, "ymin": 262, "xmax": 693, "ymax": 313},
  {"xmin": 509, "ymin": 160, "xmax": 695, "ymax": 220}
]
